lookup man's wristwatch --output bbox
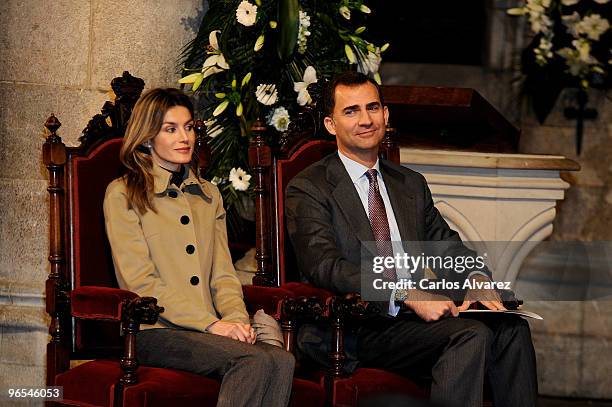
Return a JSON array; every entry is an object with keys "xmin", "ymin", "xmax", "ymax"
[{"xmin": 394, "ymin": 288, "xmax": 409, "ymax": 302}]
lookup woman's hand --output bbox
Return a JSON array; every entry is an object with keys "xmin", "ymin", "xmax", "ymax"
[{"xmin": 208, "ymin": 321, "xmax": 256, "ymax": 344}]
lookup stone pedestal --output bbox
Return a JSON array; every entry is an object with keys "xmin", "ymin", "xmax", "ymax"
[{"xmin": 401, "ymin": 148, "xmax": 579, "ymax": 284}]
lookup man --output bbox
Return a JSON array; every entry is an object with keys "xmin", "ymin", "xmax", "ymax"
[{"xmin": 285, "ymin": 71, "xmax": 537, "ymax": 407}]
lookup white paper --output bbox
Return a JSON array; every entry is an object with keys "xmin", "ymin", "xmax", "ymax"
[{"xmin": 459, "ymin": 309, "xmax": 543, "ymax": 320}]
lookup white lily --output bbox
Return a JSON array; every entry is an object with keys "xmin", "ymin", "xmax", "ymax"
[
  {"xmin": 562, "ymin": 12, "xmax": 581, "ymax": 36},
  {"xmin": 293, "ymin": 66, "xmax": 318, "ymax": 106},
  {"xmin": 339, "ymin": 6, "xmax": 351, "ymax": 20},
  {"xmin": 357, "ymin": 46, "xmax": 382, "ymax": 75},
  {"xmin": 178, "ymin": 30, "xmax": 229, "ymax": 90}
]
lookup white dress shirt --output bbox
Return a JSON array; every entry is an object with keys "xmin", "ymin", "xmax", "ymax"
[{"xmin": 337, "ymin": 151, "xmax": 408, "ymax": 316}]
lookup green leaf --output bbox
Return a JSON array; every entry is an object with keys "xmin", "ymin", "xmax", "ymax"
[
  {"xmin": 354, "ymin": 26, "xmax": 366, "ymax": 34},
  {"xmin": 277, "ymin": 0, "xmax": 299, "ymax": 60}
]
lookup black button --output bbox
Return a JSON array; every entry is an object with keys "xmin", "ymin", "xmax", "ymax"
[
  {"xmin": 190, "ymin": 276, "xmax": 199, "ymax": 285},
  {"xmin": 186, "ymin": 244, "xmax": 195, "ymax": 254},
  {"xmin": 168, "ymin": 190, "xmax": 178, "ymax": 198},
  {"xmin": 180, "ymin": 215, "xmax": 190, "ymax": 225}
]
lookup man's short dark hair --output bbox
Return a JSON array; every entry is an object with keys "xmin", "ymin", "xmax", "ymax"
[{"xmin": 322, "ymin": 71, "xmax": 384, "ymax": 117}]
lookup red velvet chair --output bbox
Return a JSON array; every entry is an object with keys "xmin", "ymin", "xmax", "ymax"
[
  {"xmin": 43, "ymin": 72, "xmax": 325, "ymax": 407},
  {"xmin": 248, "ymin": 118, "xmax": 430, "ymax": 406}
]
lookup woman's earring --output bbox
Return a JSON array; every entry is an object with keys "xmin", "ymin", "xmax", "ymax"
[{"xmin": 136, "ymin": 142, "xmax": 152, "ymax": 155}]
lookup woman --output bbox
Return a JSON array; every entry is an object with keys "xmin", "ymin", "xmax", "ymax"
[{"xmin": 103, "ymin": 88, "xmax": 294, "ymax": 407}]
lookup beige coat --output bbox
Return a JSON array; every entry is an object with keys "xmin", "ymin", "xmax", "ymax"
[{"xmin": 103, "ymin": 163, "xmax": 249, "ymax": 331}]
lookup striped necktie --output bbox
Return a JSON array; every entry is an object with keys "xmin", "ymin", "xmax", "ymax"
[{"xmin": 365, "ymin": 169, "xmax": 397, "ymax": 281}]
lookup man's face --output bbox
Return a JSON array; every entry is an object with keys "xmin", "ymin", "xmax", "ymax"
[{"xmin": 324, "ymin": 82, "xmax": 389, "ymax": 158}]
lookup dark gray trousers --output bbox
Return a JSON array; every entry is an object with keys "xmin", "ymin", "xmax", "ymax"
[
  {"xmin": 357, "ymin": 314, "xmax": 538, "ymax": 407},
  {"xmin": 136, "ymin": 328, "xmax": 295, "ymax": 407}
]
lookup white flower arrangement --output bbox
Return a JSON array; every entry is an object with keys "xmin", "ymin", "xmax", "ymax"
[
  {"xmin": 508, "ymin": 0, "xmax": 610, "ymax": 85},
  {"xmin": 507, "ymin": 0, "xmax": 611, "ymax": 122},
  {"xmin": 267, "ymin": 106, "xmax": 291, "ymax": 132},
  {"xmin": 179, "ymin": 1, "xmax": 387, "ymax": 229},
  {"xmin": 236, "ymin": 1, "xmax": 257, "ymax": 27},
  {"xmin": 229, "ymin": 167, "xmax": 252, "ymax": 191}
]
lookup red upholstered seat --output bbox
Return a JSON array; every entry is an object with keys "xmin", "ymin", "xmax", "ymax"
[
  {"xmin": 56, "ymin": 360, "xmax": 325, "ymax": 407},
  {"xmin": 326, "ymin": 368, "xmax": 428, "ymax": 406}
]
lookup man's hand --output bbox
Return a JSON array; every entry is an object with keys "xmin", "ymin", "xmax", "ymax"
[
  {"xmin": 208, "ymin": 321, "xmax": 256, "ymax": 343},
  {"xmin": 458, "ymin": 274, "xmax": 506, "ymax": 311},
  {"xmin": 404, "ymin": 290, "xmax": 458, "ymax": 322}
]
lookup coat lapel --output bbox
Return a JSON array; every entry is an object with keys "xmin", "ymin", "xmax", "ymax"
[
  {"xmin": 380, "ymin": 161, "xmax": 418, "ymax": 242},
  {"xmin": 326, "ymin": 154, "xmax": 375, "ymax": 243}
]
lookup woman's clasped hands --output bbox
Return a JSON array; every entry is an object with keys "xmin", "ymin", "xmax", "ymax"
[{"xmin": 208, "ymin": 321, "xmax": 256, "ymax": 344}]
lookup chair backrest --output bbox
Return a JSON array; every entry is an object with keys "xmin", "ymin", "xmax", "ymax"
[
  {"xmin": 276, "ymin": 140, "xmax": 338, "ymax": 283},
  {"xmin": 69, "ymin": 138, "xmax": 130, "ymax": 357},
  {"xmin": 249, "ymin": 119, "xmax": 400, "ymax": 287},
  {"xmin": 44, "ymin": 72, "xmax": 146, "ymax": 362}
]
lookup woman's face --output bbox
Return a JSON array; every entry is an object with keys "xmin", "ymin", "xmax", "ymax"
[{"xmin": 150, "ymin": 105, "xmax": 195, "ymax": 171}]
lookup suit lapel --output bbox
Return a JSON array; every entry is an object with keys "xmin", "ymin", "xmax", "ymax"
[
  {"xmin": 380, "ymin": 161, "xmax": 418, "ymax": 242},
  {"xmin": 326, "ymin": 154, "xmax": 375, "ymax": 243}
]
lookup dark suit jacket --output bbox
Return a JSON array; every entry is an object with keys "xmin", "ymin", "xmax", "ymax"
[{"xmin": 285, "ymin": 152, "xmax": 491, "ymax": 301}]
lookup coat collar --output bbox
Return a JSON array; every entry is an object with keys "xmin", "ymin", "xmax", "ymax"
[{"xmin": 152, "ymin": 162, "xmax": 212, "ymax": 200}]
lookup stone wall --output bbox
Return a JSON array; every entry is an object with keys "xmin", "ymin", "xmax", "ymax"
[{"xmin": 0, "ymin": 0, "xmax": 202, "ymax": 392}]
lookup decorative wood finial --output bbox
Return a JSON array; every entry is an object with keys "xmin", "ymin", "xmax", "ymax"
[{"xmin": 44, "ymin": 114, "xmax": 62, "ymax": 137}]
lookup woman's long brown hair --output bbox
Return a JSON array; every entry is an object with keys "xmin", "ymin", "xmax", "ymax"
[{"xmin": 120, "ymin": 88, "xmax": 197, "ymax": 214}]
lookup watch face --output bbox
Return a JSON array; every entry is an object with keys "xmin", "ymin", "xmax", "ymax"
[{"xmin": 394, "ymin": 289, "xmax": 407, "ymax": 302}]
